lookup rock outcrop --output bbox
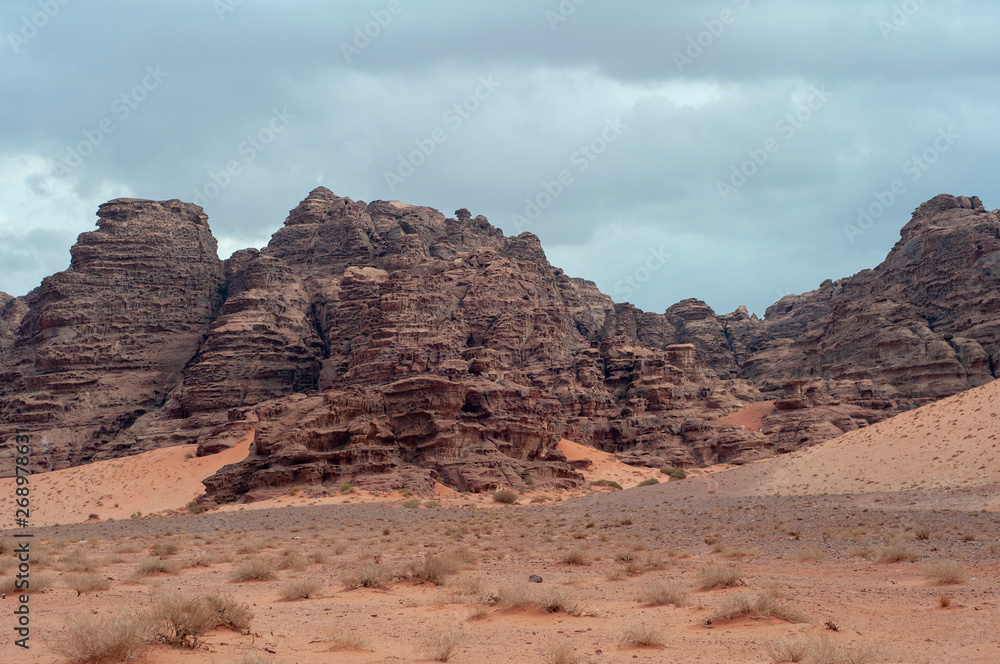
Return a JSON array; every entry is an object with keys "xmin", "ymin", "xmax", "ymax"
[
  {"xmin": 2, "ymin": 190, "xmax": 998, "ymax": 503},
  {"xmin": 0, "ymin": 199, "xmax": 224, "ymax": 473}
]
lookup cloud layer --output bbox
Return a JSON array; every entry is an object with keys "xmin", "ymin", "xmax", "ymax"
[{"xmin": 1, "ymin": 0, "xmax": 998, "ymax": 316}]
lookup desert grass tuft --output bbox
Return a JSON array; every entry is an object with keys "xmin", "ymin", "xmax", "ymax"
[
  {"xmin": 327, "ymin": 628, "xmax": 370, "ymax": 650},
  {"xmin": 699, "ymin": 563, "xmax": 745, "ymax": 589},
  {"xmin": 151, "ymin": 541, "xmax": 179, "ymax": 558},
  {"xmin": 55, "ymin": 610, "xmax": 152, "ymax": 663},
  {"xmin": 873, "ymin": 539, "xmax": 917, "ymax": 563},
  {"xmin": 620, "ymin": 622, "xmax": 665, "ymax": 647},
  {"xmin": 0, "ymin": 574, "xmax": 53, "ymax": 594},
  {"xmin": 560, "ymin": 545, "xmax": 589, "ymax": 566},
  {"xmin": 341, "ymin": 559, "xmax": 392, "ymax": 590},
  {"xmin": 709, "ymin": 590, "xmax": 809, "ymax": 624},
  {"xmin": 424, "ymin": 628, "xmax": 464, "ymax": 662},
  {"xmin": 923, "ymin": 560, "xmax": 966, "ymax": 584},
  {"xmin": 640, "ymin": 580, "xmax": 688, "ymax": 606},
  {"xmin": 136, "ymin": 558, "xmax": 180, "ymax": 577},
  {"xmin": 544, "ymin": 641, "xmax": 583, "ymax": 664},
  {"xmin": 64, "ymin": 573, "xmax": 111, "ymax": 596},
  {"xmin": 767, "ymin": 635, "xmax": 809, "ymax": 662},
  {"xmin": 280, "ymin": 578, "xmax": 323, "ymax": 600},
  {"xmin": 205, "ymin": 593, "xmax": 254, "ymax": 631},
  {"xmin": 229, "ymin": 557, "xmax": 278, "ymax": 582},
  {"xmin": 805, "ymin": 634, "xmax": 880, "ymax": 664}
]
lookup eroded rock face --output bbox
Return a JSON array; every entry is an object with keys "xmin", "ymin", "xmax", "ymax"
[
  {"xmin": 0, "ymin": 199, "xmax": 224, "ymax": 473},
  {"xmin": 0, "ymin": 293, "xmax": 27, "ymax": 362},
  {"xmin": 2, "ymin": 190, "xmax": 999, "ymax": 503},
  {"xmin": 746, "ymin": 195, "xmax": 1000, "ymax": 398}
]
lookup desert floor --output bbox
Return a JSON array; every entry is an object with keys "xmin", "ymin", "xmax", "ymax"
[{"xmin": 2, "ymin": 474, "xmax": 998, "ymax": 664}]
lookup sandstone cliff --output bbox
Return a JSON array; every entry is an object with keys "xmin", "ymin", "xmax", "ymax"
[{"xmin": 1, "ymin": 191, "xmax": 997, "ymax": 503}]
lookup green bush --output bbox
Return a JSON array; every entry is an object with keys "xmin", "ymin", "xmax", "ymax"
[
  {"xmin": 638, "ymin": 478, "xmax": 660, "ymax": 486},
  {"xmin": 590, "ymin": 479, "xmax": 623, "ymax": 490},
  {"xmin": 492, "ymin": 490, "xmax": 518, "ymax": 504}
]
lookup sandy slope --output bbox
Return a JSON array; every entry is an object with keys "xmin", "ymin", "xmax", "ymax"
[
  {"xmin": 718, "ymin": 378, "xmax": 1000, "ymax": 498},
  {"xmin": 0, "ymin": 433, "xmax": 253, "ymax": 528},
  {"xmin": 557, "ymin": 439, "xmax": 662, "ymax": 488}
]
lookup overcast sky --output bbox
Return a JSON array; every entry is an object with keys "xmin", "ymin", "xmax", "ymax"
[{"xmin": 1, "ymin": 0, "xmax": 997, "ymax": 316}]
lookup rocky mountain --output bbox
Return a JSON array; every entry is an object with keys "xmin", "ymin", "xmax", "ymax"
[{"xmin": 1, "ymin": 191, "xmax": 997, "ymax": 503}]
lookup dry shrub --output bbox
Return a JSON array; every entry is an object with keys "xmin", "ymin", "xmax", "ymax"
[
  {"xmin": 280, "ymin": 578, "xmax": 323, "ymax": 600},
  {"xmin": 424, "ymin": 628, "xmax": 464, "ymax": 662},
  {"xmin": 806, "ymin": 634, "xmax": 881, "ymax": 664},
  {"xmin": 55, "ymin": 609, "xmax": 152, "ymax": 663},
  {"xmin": 206, "ymin": 593, "xmax": 254, "ymax": 631},
  {"xmin": 328, "ymin": 628, "xmax": 370, "ymax": 650},
  {"xmin": 236, "ymin": 540, "xmax": 264, "ymax": 555},
  {"xmin": 560, "ymin": 546, "xmax": 589, "ymax": 566},
  {"xmin": 60, "ymin": 549, "xmax": 98, "ymax": 572},
  {"xmin": 136, "ymin": 558, "xmax": 180, "ymax": 577},
  {"xmin": 620, "ymin": 622, "xmax": 665, "ymax": 647},
  {"xmin": 699, "ymin": 563, "xmax": 745, "ymax": 589},
  {"xmin": 151, "ymin": 590, "xmax": 218, "ymax": 648},
  {"xmin": 0, "ymin": 574, "xmax": 53, "ymax": 594},
  {"xmin": 493, "ymin": 489, "xmax": 519, "ymax": 504},
  {"xmin": 938, "ymin": 593, "xmax": 952, "ymax": 608},
  {"xmin": 467, "ymin": 603, "xmax": 490, "ymax": 620},
  {"xmin": 189, "ymin": 552, "xmax": 218, "ymax": 568},
  {"xmin": 151, "ymin": 590, "xmax": 253, "ymax": 648},
  {"xmin": 710, "ymin": 591, "xmax": 809, "ymax": 624},
  {"xmin": 496, "ymin": 582, "xmax": 535, "ymax": 609},
  {"xmin": 874, "ymin": 539, "xmax": 917, "ymax": 563},
  {"xmin": 913, "ymin": 528, "xmax": 931, "ymax": 540},
  {"xmin": 537, "ymin": 586, "xmax": 579, "ymax": 614},
  {"xmin": 768, "ymin": 635, "xmax": 809, "ymax": 662},
  {"xmin": 640, "ymin": 580, "xmax": 688, "ymax": 606},
  {"xmin": 410, "ymin": 551, "xmax": 464, "ymax": 585},
  {"xmin": 496, "ymin": 583, "xmax": 578, "ymax": 614},
  {"xmin": 278, "ymin": 549, "xmax": 309, "ymax": 571},
  {"xmin": 341, "ymin": 559, "xmax": 392, "ymax": 590},
  {"xmin": 151, "ymin": 541, "xmax": 179, "ymax": 558},
  {"xmin": 923, "ymin": 560, "xmax": 966, "ymax": 584},
  {"xmin": 64, "ymin": 573, "xmax": 111, "ymax": 596},
  {"xmin": 545, "ymin": 641, "xmax": 583, "ymax": 664},
  {"xmin": 229, "ymin": 557, "xmax": 278, "ymax": 582}
]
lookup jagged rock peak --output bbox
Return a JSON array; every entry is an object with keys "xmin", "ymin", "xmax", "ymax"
[{"xmin": 97, "ymin": 198, "xmax": 209, "ymax": 227}]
